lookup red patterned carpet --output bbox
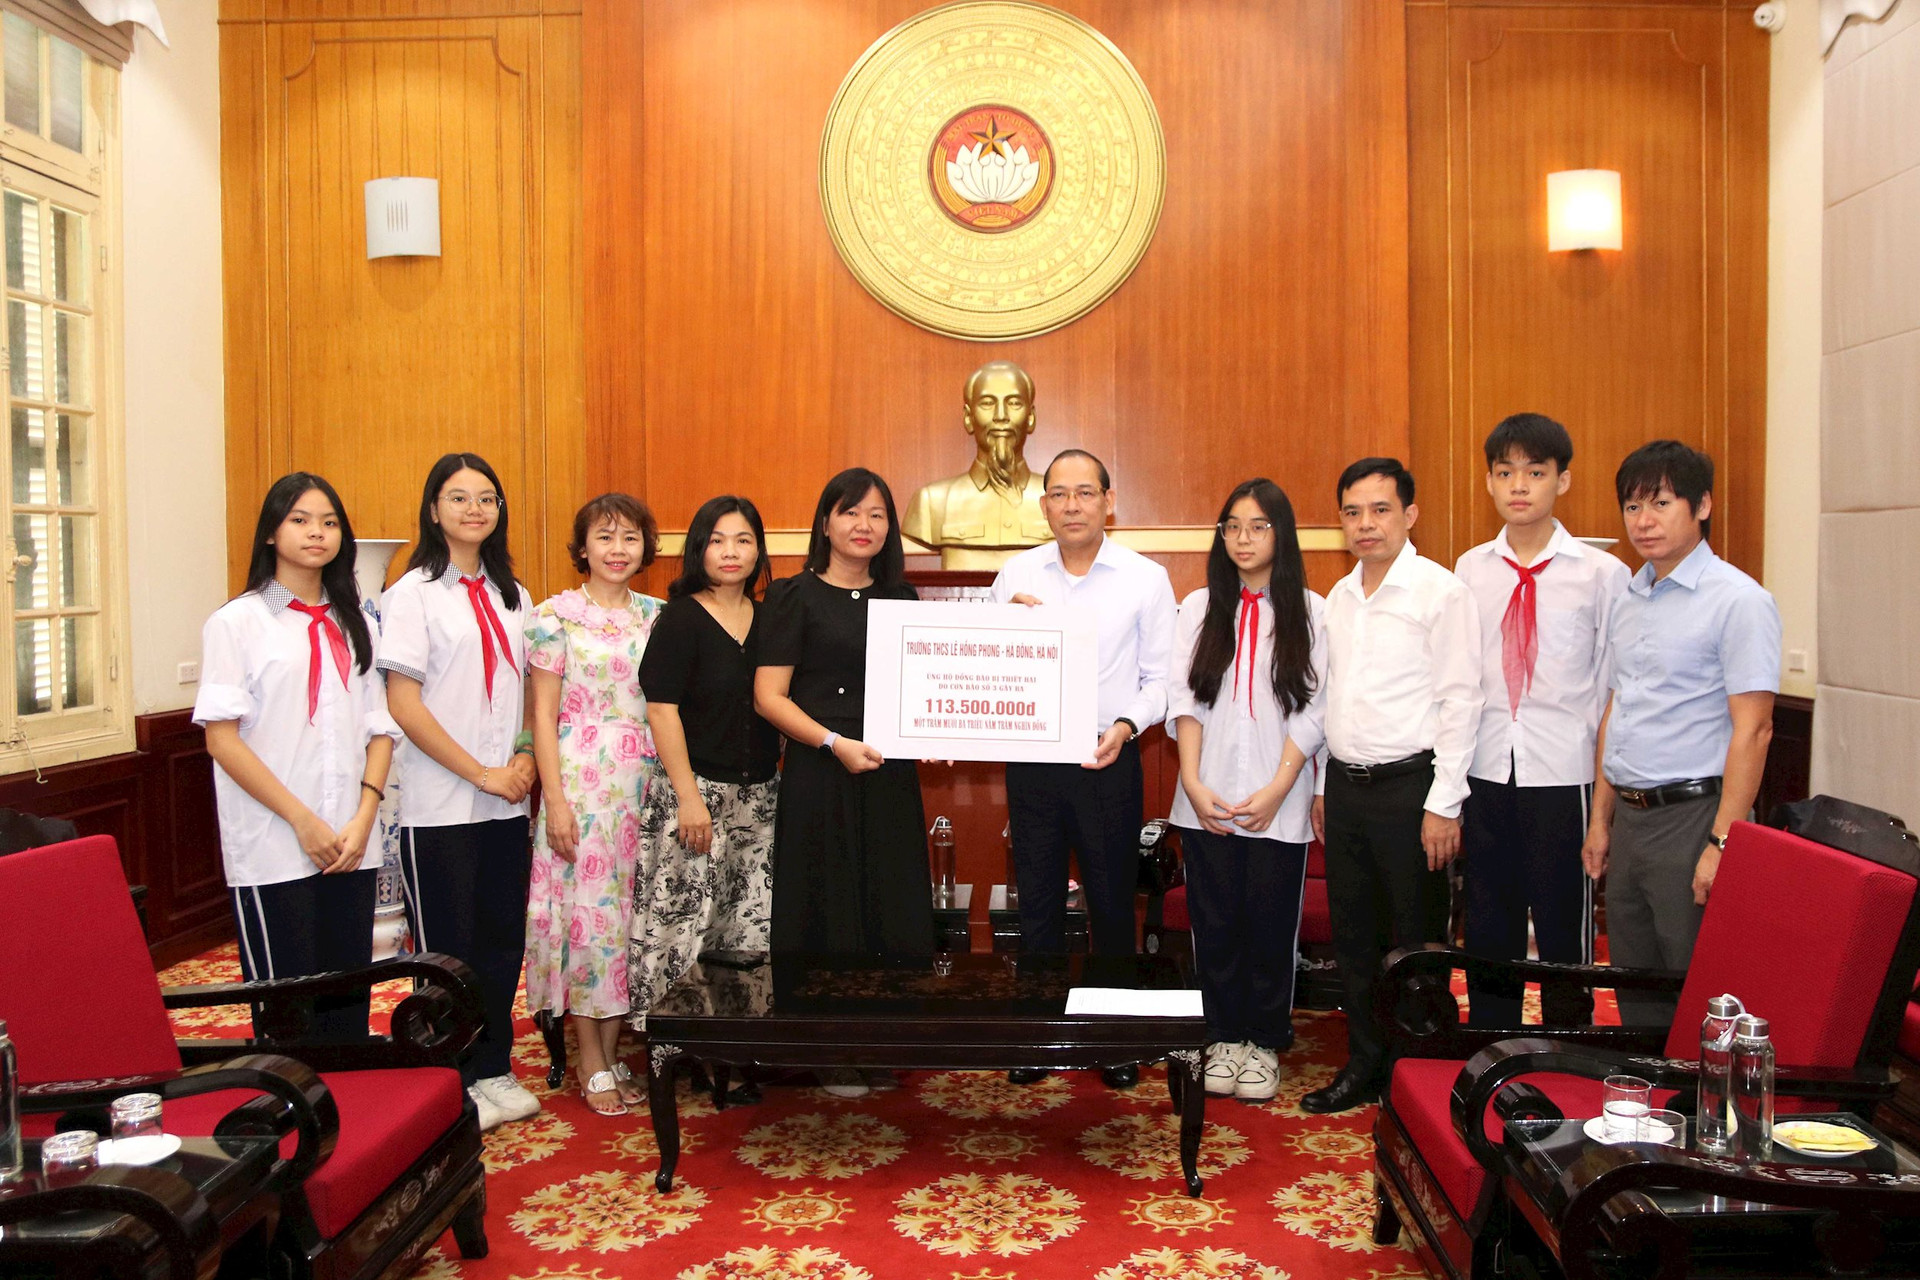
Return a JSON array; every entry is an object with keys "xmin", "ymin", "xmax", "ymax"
[{"xmin": 160, "ymin": 943, "xmax": 1442, "ymax": 1280}]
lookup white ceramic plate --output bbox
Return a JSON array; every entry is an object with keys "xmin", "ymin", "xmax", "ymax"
[
  {"xmin": 1774, "ymin": 1123, "xmax": 1877, "ymax": 1159},
  {"xmin": 1583, "ymin": 1115, "xmax": 1677, "ymax": 1146},
  {"xmin": 98, "ymin": 1134, "xmax": 182, "ymax": 1166}
]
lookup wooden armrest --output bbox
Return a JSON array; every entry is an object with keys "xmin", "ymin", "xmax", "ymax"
[
  {"xmin": 0, "ymin": 1165, "xmax": 220, "ymax": 1280},
  {"xmin": 167, "ymin": 952, "xmax": 484, "ymax": 1071},
  {"xmin": 21, "ymin": 1053, "xmax": 336, "ymax": 1195}
]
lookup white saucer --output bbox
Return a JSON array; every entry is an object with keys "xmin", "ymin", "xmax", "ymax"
[
  {"xmin": 98, "ymin": 1134, "xmax": 182, "ymax": 1166},
  {"xmin": 1775, "ymin": 1124, "xmax": 1877, "ymax": 1159},
  {"xmin": 1583, "ymin": 1115, "xmax": 1676, "ymax": 1146}
]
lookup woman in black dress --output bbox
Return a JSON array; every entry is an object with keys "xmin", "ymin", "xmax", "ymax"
[{"xmin": 754, "ymin": 468, "xmax": 933, "ymax": 962}]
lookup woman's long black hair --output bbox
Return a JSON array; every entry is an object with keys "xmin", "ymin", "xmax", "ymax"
[
  {"xmin": 1187, "ymin": 478, "xmax": 1315, "ymax": 716},
  {"xmin": 244, "ymin": 472, "xmax": 375, "ymax": 673},
  {"xmin": 407, "ymin": 452, "xmax": 521, "ymax": 610},
  {"xmin": 671, "ymin": 494, "xmax": 773, "ymax": 600},
  {"xmin": 802, "ymin": 467, "xmax": 906, "ymax": 590}
]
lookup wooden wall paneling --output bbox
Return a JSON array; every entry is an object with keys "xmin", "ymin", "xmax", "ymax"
[
  {"xmin": 585, "ymin": 1, "xmax": 1413, "ymax": 541},
  {"xmin": 1406, "ymin": 3, "xmax": 1768, "ymax": 574},
  {"xmin": 220, "ymin": 16, "xmax": 273, "ymax": 589},
  {"xmin": 1723, "ymin": 7, "xmax": 1770, "ymax": 581},
  {"xmin": 221, "ymin": 6, "xmax": 585, "ymax": 602},
  {"xmin": 0, "ymin": 712, "xmax": 222, "ymax": 967}
]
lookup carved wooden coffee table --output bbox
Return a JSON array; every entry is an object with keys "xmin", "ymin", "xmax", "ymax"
[{"xmin": 644, "ymin": 951, "xmax": 1209, "ymax": 1195}]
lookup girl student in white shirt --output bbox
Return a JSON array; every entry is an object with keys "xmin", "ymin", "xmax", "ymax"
[
  {"xmin": 195, "ymin": 472, "xmax": 399, "ymax": 1042},
  {"xmin": 378, "ymin": 452, "xmax": 540, "ymax": 1132},
  {"xmin": 1168, "ymin": 477, "xmax": 1328, "ymax": 1103}
]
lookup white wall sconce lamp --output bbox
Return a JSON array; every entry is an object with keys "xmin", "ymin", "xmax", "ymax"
[
  {"xmin": 364, "ymin": 178, "xmax": 441, "ymax": 259},
  {"xmin": 1547, "ymin": 169, "xmax": 1622, "ymax": 252}
]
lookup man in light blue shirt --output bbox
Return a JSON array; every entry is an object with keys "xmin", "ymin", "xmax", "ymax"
[{"xmin": 1582, "ymin": 440, "xmax": 1780, "ymax": 1025}]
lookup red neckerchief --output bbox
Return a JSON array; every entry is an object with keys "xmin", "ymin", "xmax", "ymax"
[
  {"xmin": 286, "ymin": 599, "xmax": 351, "ymax": 721},
  {"xmin": 460, "ymin": 575, "xmax": 515, "ymax": 701},
  {"xmin": 1232, "ymin": 586, "xmax": 1262, "ymax": 719},
  {"xmin": 1500, "ymin": 555, "xmax": 1554, "ymax": 717}
]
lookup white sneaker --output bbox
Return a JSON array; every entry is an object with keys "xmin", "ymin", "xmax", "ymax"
[
  {"xmin": 466, "ymin": 1083, "xmax": 506, "ymax": 1132},
  {"xmin": 818, "ymin": 1068, "xmax": 870, "ymax": 1099},
  {"xmin": 1234, "ymin": 1046, "xmax": 1279, "ymax": 1102},
  {"xmin": 1205, "ymin": 1042, "xmax": 1251, "ymax": 1097},
  {"xmin": 477, "ymin": 1073, "xmax": 542, "ymax": 1123}
]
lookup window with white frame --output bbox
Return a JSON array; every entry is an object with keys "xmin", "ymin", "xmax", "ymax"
[{"xmin": 1, "ymin": 5, "xmax": 124, "ymax": 773}]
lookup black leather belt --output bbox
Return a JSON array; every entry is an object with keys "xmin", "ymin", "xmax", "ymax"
[
  {"xmin": 1615, "ymin": 777, "xmax": 1721, "ymax": 810},
  {"xmin": 1330, "ymin": 750, "xmax": 1435, "ymax": 785}
]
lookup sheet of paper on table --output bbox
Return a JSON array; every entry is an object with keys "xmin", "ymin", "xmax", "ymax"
[{"xmin": 1065, "ymin": 987, "xmax": 1205, "ymax": 1017}]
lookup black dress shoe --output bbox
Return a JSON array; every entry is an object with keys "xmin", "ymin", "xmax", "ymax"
[
  {"xmin": 1101, "ymin": 1064, "xmax": 1140, "ymax": 1089},
  {"xmin": 1007, "ymin": 1067, "xmax": 1050, "ymax": 1085},
  {"xmin": 1300, "ymin": 1069, "xmax": 1379, "ymax": 1114}
]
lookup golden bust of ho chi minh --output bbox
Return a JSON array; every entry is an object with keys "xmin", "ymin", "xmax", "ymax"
[{"xmin": 903, "ymin": 361, "xmax": 1053, "ymax": 570}]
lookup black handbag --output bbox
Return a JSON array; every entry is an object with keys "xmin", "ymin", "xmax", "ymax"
[
  {"xmin": 0, "ymin": 807, "xmax": 79, "ymax": 856},
  {"xmin": 1766, "ymin": 794, "xmax": 1920, "ymax": 875}
]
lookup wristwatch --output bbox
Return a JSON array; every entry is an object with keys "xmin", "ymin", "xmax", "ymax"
[
  {"xmin": 819, "ymin": 731, "xmax": 840, "ymax": 756},
  {"xmin": 1706, "ymin": 832, "xmax": 1727, "ymax": 851}
]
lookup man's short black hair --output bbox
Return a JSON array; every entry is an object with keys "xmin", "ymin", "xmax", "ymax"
[
  {"xmin": 1043, "ymin": 449, "xmax": 1111, "ymax": 491},
  {"xmin": 1484, "ymin": 413, "xmax": 1573, "ymax": 470},
  {"xmin": 1615, "ymin": 439, "xmax": 1713, "ymax": 542},
  {"xmin": 1337, "ymin": 457, "xmax": 1415, "ymax": 509}
]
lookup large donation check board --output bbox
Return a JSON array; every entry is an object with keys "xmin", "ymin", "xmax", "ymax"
[{"xmin": 863, "ymin": 600, "xmax": 1098, "ymax": 764}]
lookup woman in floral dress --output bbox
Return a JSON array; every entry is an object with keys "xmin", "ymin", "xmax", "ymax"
[{"xmin": 525, "ymin": 493, "xmax": 663, "ymax": 1117}]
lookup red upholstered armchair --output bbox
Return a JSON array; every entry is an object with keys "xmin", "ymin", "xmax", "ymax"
[
  {"xmin": 0, "ymin": 836, "xmax": 491, "ymax": 1280},
  {"xmin": 1371, "ymin": 820, "xmax": 1920, "ymax": 1280}
]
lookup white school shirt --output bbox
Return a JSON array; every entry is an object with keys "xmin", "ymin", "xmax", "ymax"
[
  {"xmin": 376, "ymin": 567, "xmax": 531, "ymax": 828},
  {"xmin": 1319, "ymin": 541, "xmax": 1484, "ymax": 819},
  {"xmin": 989, "ymin": 536, "xmax": 1177, "ymax": 736},
  {"xmin": 193, "ymin": 583, "xmax": 401, "ymax": 886},
  {"xmin": 1167, "ymin": 586, "xmax": 1328, "ymax": 844},
  {"xmin": 1455, "ymin": 522, "xmax": 1631, "ymax": 787}
]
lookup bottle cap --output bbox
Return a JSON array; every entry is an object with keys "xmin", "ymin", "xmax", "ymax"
[
  {"xmin": 1707, "ymin": 995, "xmax": 1743, "ymax": 1018},
  {"xmin": 1733, "ymin": 1014, "xmax": 1770, "ymax": 1040},
  {"xmin": 930, "ymin": 816, "xmax": 952, "ymax": 836}
]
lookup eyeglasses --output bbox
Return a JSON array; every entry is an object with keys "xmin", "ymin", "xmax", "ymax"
[
  {"xmin": 440, "ymin": 492, "xmax": 501, "ymax": 511},
  {"xmin": 1218, "ymin": 520, "xmax": 1274, "ymax": 540},
  {"xmin": 1044, "ymin": 486, "xmax": 1105, "ymax": 504}
]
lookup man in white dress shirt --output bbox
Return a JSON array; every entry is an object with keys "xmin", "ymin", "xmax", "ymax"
[
  {"xmin": 1304, "ymin": 458, "xmax": 1482, "ymax": 1113},
  {"xmin": 1454, "ymin": 415, "xmax": 1629, "ymax": 1027},
  {"xmin": 992, "ymin": 450, "xmax": 1176, "ymax": 1089}
]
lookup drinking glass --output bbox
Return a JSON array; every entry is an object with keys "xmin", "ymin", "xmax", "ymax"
[
  {"xmin": 1601, "ymin": 1074, "xmax": 1653, "ymax": 1140},
  {"xmin": 1639, "ymin": 1108, "xmax": 1687, "ymax": 1148},
  {"xmin": 109, "ymin": 1092, "xmax": 163, "ymax": 1141},
  {"xmin": 40, "ymin": 1130, "xmax": 98, "ymax": 1178}
]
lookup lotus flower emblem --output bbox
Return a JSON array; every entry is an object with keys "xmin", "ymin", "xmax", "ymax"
[{"xmin": 947, "ymin": 141, "xmax": 1041, "ymax": 206}]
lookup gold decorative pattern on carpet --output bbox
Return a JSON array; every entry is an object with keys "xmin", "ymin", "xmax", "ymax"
[
  {"xmin": 604, "ymin": 1121, "xmax": 704, "ymax": 1167},
  {"xmin": 1277, "ymin": 1130, "xmax": 1371, "ymax": 1163},
  {"xmin": 818, "ymin": 1, "xmax": 1165, "ymax": 340},
  {"xmin": 917, "ymin": 1069, "xmax": 1073, "ymax": 1119},
  {"xmin": 675, "ymin": 1245, "xmax": 875, "ymax": 1279},
  {"xmin": 1124, "ymin": 1193, "xmax": 1236, "ymax": 1236},
  {"xmin": 737, "ymin": 1113, "xmax": 909, "ymax": 1181},
  {"xmin": 891, "ymin": 1172, "xmax": 1083, "ymax": 1256},
  {"xmin": 945, "ymin": 1129, "xmax": 1039, "ymax": 1164},
  {"xmin": 1092, "ymin": 1246, "xmax": 1290, "ymax": 1279},
  {"xmin": 743, "ymin": 1189, "xmax": 855, "ymax": 1235},
  {"xmin": 481, "ymin": 1112, "xmax": 578, "ymax": 1173},
  {"xmin": 1078, "ymin": 1114, "xmax": 1251, "ymax": 1182},
  {"xmin": 508, "ymin": 1171, "xmax": 709, "ymax": 1253},
  {"xmin": 1271, "ymin": 1171, "xmax": 1402, "ymax": 1253}
]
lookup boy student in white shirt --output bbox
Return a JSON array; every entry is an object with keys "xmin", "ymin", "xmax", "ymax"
[
  {"xmin": 1454, "ymin": 414, "xmax": 1629, "ymax": 1027},
  {"xmin": 991, "ymin": 449, "xmax": 1176, "ymax": 1091},
  {"xmin": 197, "ymin": 472, "xmax": 399, "ymax": 1044},
  {"xmin": 1305, "ymin": 458, "xmax": 1482, "ymax": 1114},
  {"xmin": 379, "ymin": 452, "xmax": 540, "ymax": 1132}
]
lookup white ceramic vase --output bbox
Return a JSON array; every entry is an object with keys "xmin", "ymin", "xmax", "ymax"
[{"xmin": 354, "ymin": 539, "xmax": 413, "ymax": 960}]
